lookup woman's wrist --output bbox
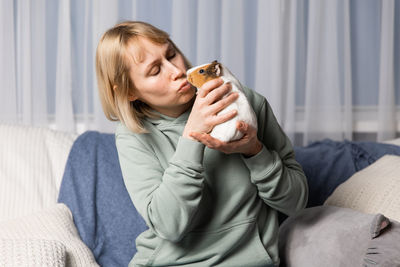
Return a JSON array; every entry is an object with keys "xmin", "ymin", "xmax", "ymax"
[
  {"xmin": 182, "ymin": 128, "xmax": 197, "ymax": 141},
  {"xmin": 242, "ymin": 141, "xmax": 263, "ymax": 158}
]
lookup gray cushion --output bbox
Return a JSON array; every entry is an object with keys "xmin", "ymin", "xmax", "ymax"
[{"xmin": 278, "ymin": 205, "xmax": 400, "ymax": 267}]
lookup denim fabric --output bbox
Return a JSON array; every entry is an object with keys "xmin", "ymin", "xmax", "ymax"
[{"xmin": 294, "ymin": 139, "xmax": 400, "ymax": 208}]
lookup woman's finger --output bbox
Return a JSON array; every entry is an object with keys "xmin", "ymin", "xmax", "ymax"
[
  {"xmin": 236, "ymin": 121, "xmax": 249, "ymax": 132},
  {"xmin": 197, "ymin": 78, "xmax": 224, "ymax": 98},
  {"xmin": 237, "ymin": 121, "xmax": 258, "ymax": 137},
  {"xmin": 210, "ymin": 91, "xmax": 238, "ymax": 114},
  {"xmin": 211, "ymin": 109, "xmax": 238, "ymax": 126},
  {"xmin": 205, "ymin": 82, "xmax": 232, "ymax": 104}
]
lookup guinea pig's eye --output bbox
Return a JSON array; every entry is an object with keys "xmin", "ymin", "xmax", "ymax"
[{"xmin": 199, "ymin": 69, "xmax": 204, "ymax": 74}]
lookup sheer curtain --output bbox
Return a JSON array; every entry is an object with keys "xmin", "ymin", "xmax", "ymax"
[{"xmin": 0, "ymin": 0, "xmax": 398, "ymax": 146}]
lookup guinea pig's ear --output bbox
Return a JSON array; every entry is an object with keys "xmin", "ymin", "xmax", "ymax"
[{"xmin": 214, "ymin": 63, "xmax": 221, "ymax": 76}]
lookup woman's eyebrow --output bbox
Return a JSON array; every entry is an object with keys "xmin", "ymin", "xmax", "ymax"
[{"xmin": 166, "ymin": 43, "xmax": 175, "ymax": 53}]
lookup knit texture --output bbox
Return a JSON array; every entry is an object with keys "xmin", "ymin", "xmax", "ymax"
[
  {"xmin": 0, "ymin": 203, "xmax": 99, "ymax": 267},
  {"xmin": 0, "ymin": 239, "xmax": 66, "ymax": 267},
  {"xmin": 325, "ymin": 155, "xmax": 400, "ymax": 222}
]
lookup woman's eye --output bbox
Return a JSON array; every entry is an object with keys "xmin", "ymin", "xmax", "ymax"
[
  {"xmin": 167, "ymin": 52, "xmax": 176, "ymax": 60},
  {"xmin": 150, "ymin": 66, "xmax": 160, "ymax": 76}
]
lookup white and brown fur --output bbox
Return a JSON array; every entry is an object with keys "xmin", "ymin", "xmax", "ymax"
[{"xmin": 187, "ymin": 60, "xmax": 257, "ymax": 142}]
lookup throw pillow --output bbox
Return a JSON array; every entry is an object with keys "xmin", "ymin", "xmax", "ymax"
[
  {"xmin": 278, "ymin": 205, "xmax": 400, "ymax": 267},
  {"xmin": 383, "ymin": 137, "xmax": 400, "ymax": 146},
  {"xmin": 324, "ymin": 155, "xmax": 400, "ymax": 222}
]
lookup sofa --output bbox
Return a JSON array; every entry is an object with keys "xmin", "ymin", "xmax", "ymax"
[{"xmin": 1, "ymin": 122, "xmax": 400, "ymax": 267}]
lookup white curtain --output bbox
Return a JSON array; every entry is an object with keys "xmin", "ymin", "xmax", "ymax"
[
  {"xmin": 0, "ymin": 0, "xmax": 17, "ymax": 122},
  {"xmin": 378, "ymin": 0, "xmax": 396, "ymax": 141},
  {"xmin": 0, "ymin": 0, "xmax": 398, "ymax": 146},
  {"xmin": 303, "ymin": 0, "xmax": 351, "ymax": 143}
]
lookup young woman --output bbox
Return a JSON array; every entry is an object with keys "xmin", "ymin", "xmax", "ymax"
[{"xmin": 96, "ymin": 21, "xmax": 308, "ymax": 267}]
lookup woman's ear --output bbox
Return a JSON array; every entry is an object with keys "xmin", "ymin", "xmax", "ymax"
[
  {"xmin": 127, "ymin": 89, "xmax": 138, "ymax": 102},
  {"xmin": 113, "ymin": 85, "xmax": 138, "ymax": 101},
  {"xmin": 128, "ymin": 94, "xmax": 138, "ymax": 101}
]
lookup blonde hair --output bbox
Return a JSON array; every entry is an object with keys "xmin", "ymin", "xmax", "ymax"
[{"xmin": 96, "ymin": 21, "xmax": 191, "ymax": 133}]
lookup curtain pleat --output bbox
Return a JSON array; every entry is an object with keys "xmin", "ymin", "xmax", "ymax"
[
  {"xmin": 132, "ymin": 0, "xmax": 138, "ymax": 20},
  {"xmin": 195, "ymin": 0, "xmax": 220, "ymax": 65},
  {"xmin": 55, "ymin": 0, "xmax": 75, "ymax": 132},
  {"xmin": 342, "ymin": 0, "xmax": 353, "ymax": 141},
  {"xmin": 255, "ymin": 0, "xmax": 284, "ymax": 123},
  {"xmin": 16, "ymin": 0, "xmax": 33, "ymax": 125},
  {"xmin": 377, "ymin": 0, "xmax": 396, "ymax": 141},
  {"xmin": 284, "ymin": 0, "xmax": 301, "ymax": 142},
  {"xmin": 91, "ymin": 0, "xmax": 119, "ymax": 132},
  {"xmin": 31, "ymin": 0, "xmax": 47, "ymax": 126},
  {"xmin": 171, "ymin": 0, "xmax": 197, "ymax": 64},
  {"xmin": 0, "ymin": 0, "xmax": 17, "ymax": 122},
  {"xmin": 304, "ymin": 0, "xmax": 342, "ymax": 144},
  {"xmin": 220, "ymin": 0, "xmax": 245, "ymax": 83},
  {"xmin": 81, "ymin": 0, "xmax": 91, "ymax": 130}
]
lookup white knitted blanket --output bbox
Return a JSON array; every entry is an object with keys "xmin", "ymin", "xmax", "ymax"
[
  {"xmin": 0, "ymin": 239, "xmax": 66, "ymax": 267},
  {"xmin": 0, "ymin": 203, "xmax": 99, "ymax": 267}
]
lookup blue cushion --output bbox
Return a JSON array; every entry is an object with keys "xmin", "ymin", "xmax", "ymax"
[
  {"xmin": 58, "ymin": 132, "xmax": 147, "ymax": 267},
  {"xmin": 294, "ymin": 139, "xmax": 400, "ymax": 207}
]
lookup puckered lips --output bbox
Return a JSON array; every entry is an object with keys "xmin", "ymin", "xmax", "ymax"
[{"xmin": 178, "ymin": 80, "xmax": 191, "ymax": 93}]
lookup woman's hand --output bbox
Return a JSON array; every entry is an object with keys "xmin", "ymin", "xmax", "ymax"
[
  {"xmin": 182, "ymin": 78, "xmax": 239, "ymax": 140},
  {"xmin": 189, "ymin": 121, "xmax": 263, "ymax": 158}
]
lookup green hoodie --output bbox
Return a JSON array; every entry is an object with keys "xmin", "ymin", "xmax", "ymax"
[{"xmin": 116, "ymin": 87, "xmax": 308, "ymax": 267}]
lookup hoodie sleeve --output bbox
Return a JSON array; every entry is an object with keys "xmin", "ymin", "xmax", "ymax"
[
  {"xmin": 116, "ymin": 132, "xmax": 205, "ymax": 243},
  {"xmin": 241, "ymin": 98, "xmax": 308, "ymax": 216}
]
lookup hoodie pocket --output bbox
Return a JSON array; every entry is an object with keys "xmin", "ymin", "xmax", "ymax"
[{"xmin": 149, "ymin": 218, "xmax": 273, "ymax": 266}]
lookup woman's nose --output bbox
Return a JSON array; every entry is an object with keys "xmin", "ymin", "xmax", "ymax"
[{"xmin": 168, "ymin": 62, "xmax": 184, "ymax": 80}]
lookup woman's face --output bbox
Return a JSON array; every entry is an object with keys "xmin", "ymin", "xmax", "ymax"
[{"xmin": 126, "ymin": 37, "xmax": 196, "ymax": 118}]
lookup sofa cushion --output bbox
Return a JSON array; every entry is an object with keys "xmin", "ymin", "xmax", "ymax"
[
  {"xmin": 0, "ymin": 203, "xmax": 98, "ymax": 267},
  {"xmin": 0, "ymin": 123, "xmax": 77, "ymax": 221},
  {"xmin": 325, "ymin": 155, "xmax": 400, "ymax": 222},
  {"xmin": 278, "ymin": 205, "xmax": 400, "ymax": 266},
  {"xmin": 294, "ymin": 139, "xmax": 400, "ymax": 207}
]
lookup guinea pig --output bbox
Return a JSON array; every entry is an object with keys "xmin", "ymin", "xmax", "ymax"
[{"xmin": 186, "ymin": 60, "xmax": 257, "ymax": 142}]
